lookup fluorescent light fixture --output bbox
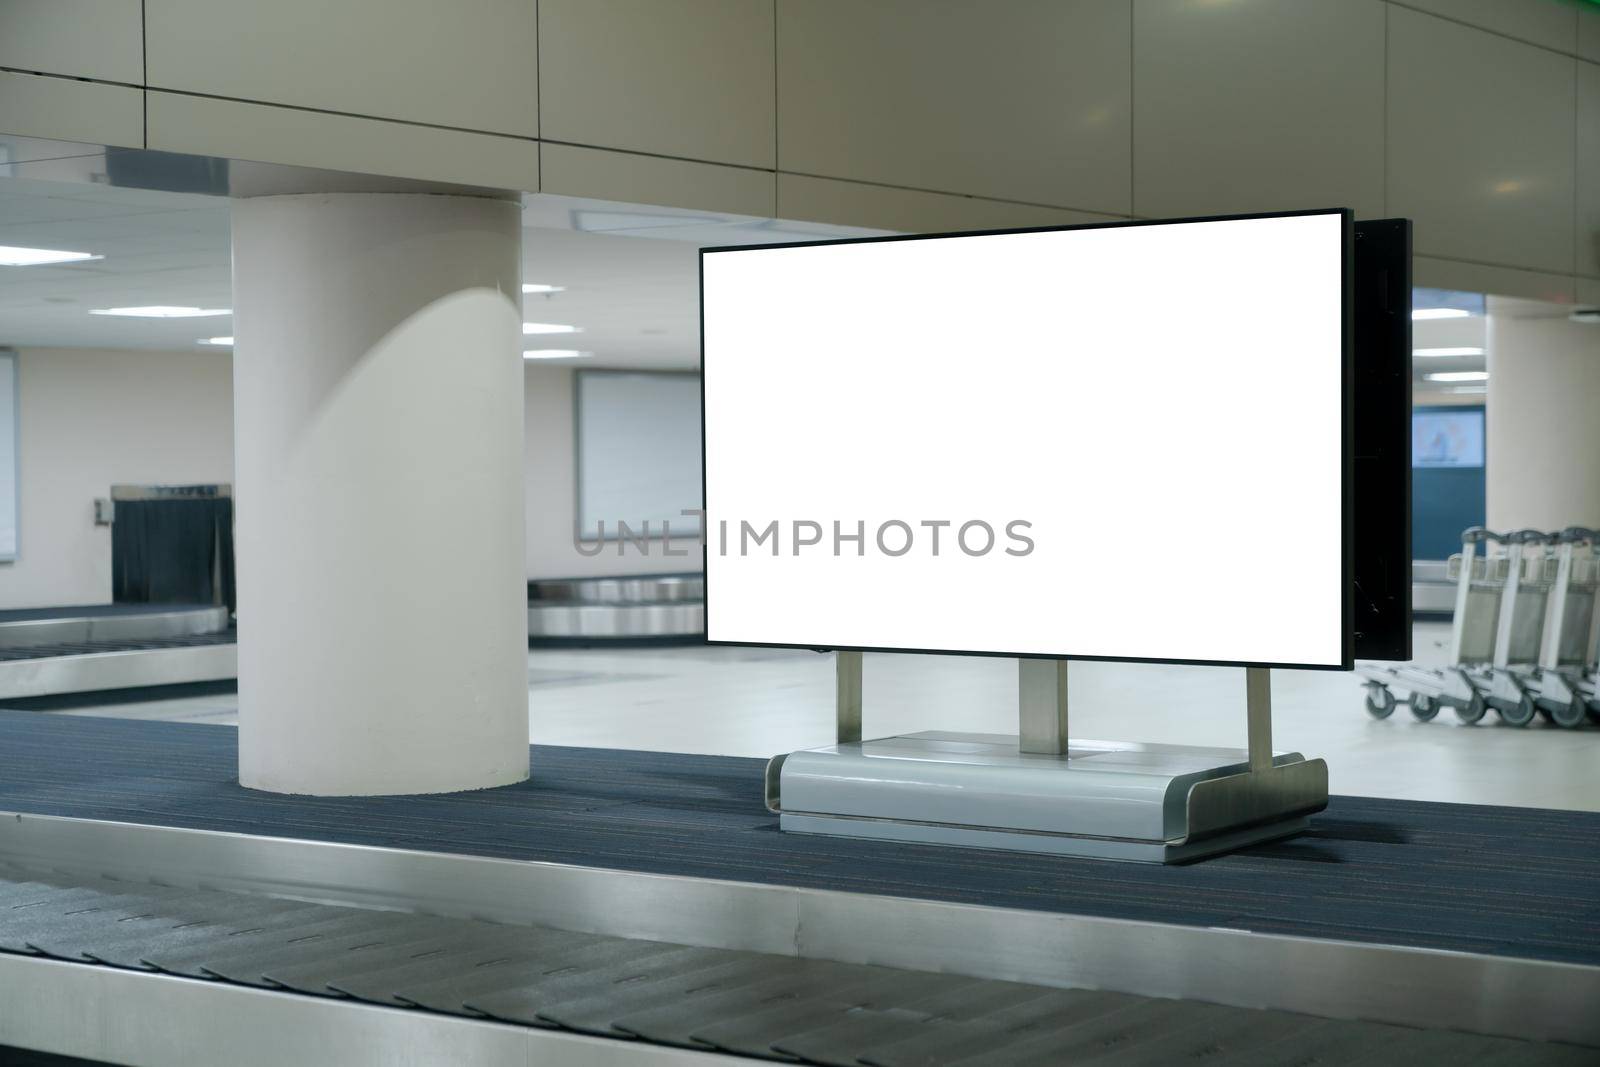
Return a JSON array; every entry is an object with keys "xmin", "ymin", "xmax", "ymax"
[
  {"xmin": 0, "ymin": 245, "xmax": 102, "ymax": 266},
  {"xmin": 523, "ymin": 322, "xmax": 581, "ymax": 335},
  {"xmin": 1414, "ymin": 347, "xmax": 1484, "ymax": 357},
  {"xmin": 523, "ymin": 349, "xmax": 591, "ymax": 360},
  {"xmin": 522, "ymin": 283, "xmax": 566, "ymax": 294},
  {"xmin": 90, "ymin": 306, "xmax": 231, "ymax": 318},
  {"xmin": 198, "ymin": 336, "xmax": 234, "ymax": 346},
  {"xmin": 1425, "ymin": 371, "xmax": 1488, "ymax": 382},
  {"xmin": 1411, "ymin": 308, "xmax": 1471, "ymax": 320}
]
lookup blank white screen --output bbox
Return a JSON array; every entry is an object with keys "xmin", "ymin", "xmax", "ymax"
[{"xmin": 702, "ymin": 213, "xmax": 1346, "ymax": 667}]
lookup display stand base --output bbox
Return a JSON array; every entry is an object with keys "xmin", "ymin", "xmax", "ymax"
[{"xmin": 766, "ymin": 731, "xmax": 1329, "ymax": 864}]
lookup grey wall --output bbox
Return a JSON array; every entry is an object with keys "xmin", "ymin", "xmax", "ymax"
[{"xmin": 1, "ymin": 0, "xmax": 1597, "ymax": 302}]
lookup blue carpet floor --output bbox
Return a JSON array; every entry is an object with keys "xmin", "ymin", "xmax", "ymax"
[{"xmin": 0, "ymin": 709, "xmax": 1594, "ymax": 966}]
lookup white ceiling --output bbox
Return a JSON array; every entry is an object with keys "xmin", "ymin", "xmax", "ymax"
[
  {"xmin": 0, "ymin": 178, "xmax": 233, "ymax": 353},
  {"xmin": 0, "ymin": 175, "xmax": 878, "ymax": 369},
  {"xmin": 0, "ymin": 171, "xmax": 1542, "ymax": 391}
]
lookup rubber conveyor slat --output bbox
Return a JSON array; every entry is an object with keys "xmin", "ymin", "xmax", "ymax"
[{"xmin": 0, "ymin": 865, "xmax": 1589, "ymax": 1066}]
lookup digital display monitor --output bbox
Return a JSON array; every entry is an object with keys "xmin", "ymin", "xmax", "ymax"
[
  {"xmin": 1412, "ymin": 409, "xmax": 1484, "ymax": 468},
  {"xmin": 1352, "ymin": 219, "xmax": 1413, "ymax": 661},
  {"xmin": 702, "ymin": 210, "xmax": 1351, "ymax": 670}
]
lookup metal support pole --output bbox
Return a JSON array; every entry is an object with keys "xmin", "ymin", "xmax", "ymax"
[
  {"xmin": 1492, "ymin": 541, "xmax": 1524, "ymax": 671},
  {"xmin": 1246, "ymin": 666, "xmax": 1272, "ymax": 773},
  {"xmin": 836, "ymin": 650, "xmax": 862, "ymax": 745},
  {"xmin": 1448, "ymin": 538, "xmax": 1476, "ymax": 664},
  {"xmin": 1540, "ymin": 541, "xmax": 1573, "ymax": 672},
  {"xmin": 1018, "ymin": 658, "xmax": 1069, "ymax": 755}
]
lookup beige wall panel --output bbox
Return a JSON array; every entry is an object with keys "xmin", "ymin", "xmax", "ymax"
[
  {"xmin": 777, "ymin": 0, "xmax": 1131, "ymax": 214},
  {"xmin": 541, "ymin": 143, "xmax": 775, "ymax": 218},
  {"xmin": 1577, "ymin": 276, "xmax": 1599, "ymax": 306},
  {"xmin": 1411, "ymin": 255, "xmax": 1575, "ymax": 304},
  {"xmin": 540, "ymin": 0, "xmax": 774, "ymax": 169},
  {"xmin": 1394, "ymin": 0, "xmax": 1577, "ymax": 54},
  {"xmin": 1579, "ymin": 60, "xmax": 1600, "ymax": 277},
  {"xmin": 1388, "ymin": 8, "xmax": 1576, "ymax": 273},
  {"xmin": 1133, "ymin": 0, "xmax": 1384, "ymax": 219},
  {"xmin": 146, "ymin": 93, "xmax": 538, "ymax": 193},
  {"xmin": 0, "ymin": 71, "xmax": 142, "ymax": 149},
  {"xmin": 144, "ymin": 0, "xmax": 537, "ymax": 137},
  {"xmin": 0, "ymin": 0, "xmax": 142, "ymax": 83},
  {"xmin": 777, "ymin": 173, "xmax": 1123, "ymax": 234}
]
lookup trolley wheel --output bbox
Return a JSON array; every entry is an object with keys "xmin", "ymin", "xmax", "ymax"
[
  {"xmin": 1589, "ymin": 704, "xmax": 1600, "ymax": 727},
  {"xmin": 1409, "ymin": 695, "xmax": 1440, "ymax": 722},
  {"xmin": 1455, "ymin": 694, "xmax": 1488, "ymax": 725},
  {"xmin": 1549, "ymin": 697, "xmax": 1588, "ymax": 729},
  {"xmin": 1364, "ymin": 685, "xmax": 1397, "ymax": 720},
  {"xmin": 1498, "ymin": 693, "xmax": 1537, "ymax": 727}
]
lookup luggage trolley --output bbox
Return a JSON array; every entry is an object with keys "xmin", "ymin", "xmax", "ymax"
[
  {"xmin": 1358, "ymin": 527, "xmax": 1556, "ymax": 726},
  {"xmin": 1524, "ymin": 526, "xmax": 1600, "ymax": 726}
]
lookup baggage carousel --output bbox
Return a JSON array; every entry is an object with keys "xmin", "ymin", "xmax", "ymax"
[
  {"xmin": 528, "ymin": 573, "xmax": 704, "ymax": 643},
  {"xmin": 0, "ymin": 710, "xmax": 1594, "ymax": 1065},
  {"xmin": 0, "ymin": 575, "xmax": 708, "ymax": 704},
  {"xmin": 0, "ymin": 604, "xmax": 235, "ymax": 701}
]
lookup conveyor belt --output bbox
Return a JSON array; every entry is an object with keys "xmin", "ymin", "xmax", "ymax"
[
  {"xmin": 0, "ymin": 604, "xmax": 231, "ymax": 648},
  {"xmin": 0, "ymin": 711, "xmax": 1592, "ymax": 969},
  {"xmin": 0, "ymin": 864, "xmax": 1585, "ymax": 1065},
  {"xmin": 0, "ymin": 634, "xmax": 237, "ymax": 702},
  {"xmin": 0, "ymin": 630, "xmax": 237, "ymax": 662}
]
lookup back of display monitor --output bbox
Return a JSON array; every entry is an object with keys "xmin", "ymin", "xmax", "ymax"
[
  {"xmin": 701, "ymin": 209, "xmax": 1353, "ymax": 671},
  {"xmin": 1351, "ymin": 218, "xmax": 1414, "ymax": 662}
]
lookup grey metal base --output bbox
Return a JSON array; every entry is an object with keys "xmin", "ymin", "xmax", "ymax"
[{"xmin": 767, "ymin": 732, "xmax": 1329, "ymax": 864}]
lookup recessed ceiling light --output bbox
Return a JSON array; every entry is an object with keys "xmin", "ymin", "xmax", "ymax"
[
  {"xmin": 522, "ymin": 283, "xmax": 566, "ymax": 294},
  {"xmin": 523, "ymin": 322, "xmax": 581, "ymax": 335},
  {"xmin": 1425, "ymin": 371, "xmax": 1488, "ymax": 382},
  {"xmin": 90, "ymin": 306, "xmax": 231, "ymax": 318},
  {"xmin": 1414, "ymin": 347, "xmax": 1484, "ymax": 357},
  {"xmin": 1411, "ymin": 308, "xmax": 1471, "ymax": 320},
  {"xmin": 198, "ymin": 336, "xmax": 234, "ymax": 346},
  {"xmin": 0, "ymin": 245, "xmax": 103, "ymax": 266},
  {"xmin": 523, "ymin": 349, "xmax": 591, "ymax": 360}
]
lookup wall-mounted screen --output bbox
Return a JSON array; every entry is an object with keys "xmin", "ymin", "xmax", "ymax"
[
  {"xmin": 1412, "ymin": 409, "xmax": 1484, "ymax": 469},
  {"xmin": 576, "ymin": 370, "xmax": 703, "ymax": 541},
  {"xmin": 702, "ymin": 210, "xmax": 1350, "ymax": 669}
]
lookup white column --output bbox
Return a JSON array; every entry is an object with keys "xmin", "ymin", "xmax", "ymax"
[
  {"xmin": 1485, "ymin": 311, "xmax": 1600, "ymax": 532},
  {"xmin": 232, "ymin": 193, "xmax": 528, "ymax": 795}
]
